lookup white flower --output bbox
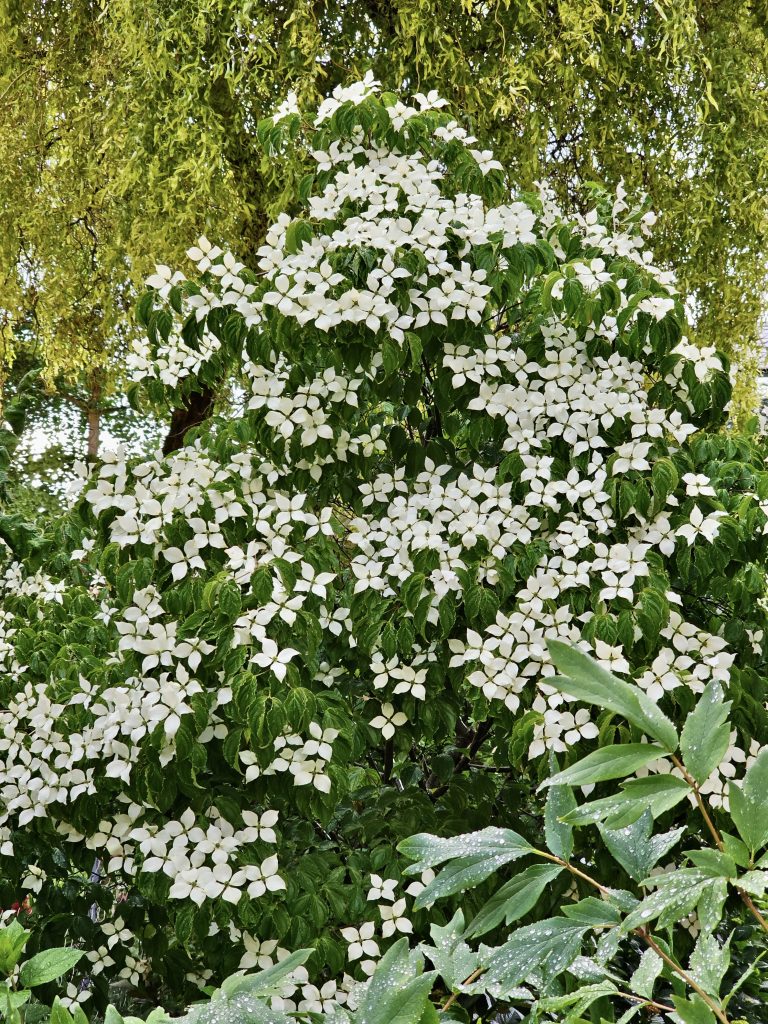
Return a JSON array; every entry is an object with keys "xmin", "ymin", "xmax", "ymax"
[
  {"xmin": 272, "ymin": 91, "xmax": 300, "ymax": 123},
  {"xmin": 676, "ymin": 506, "xmax": 726, "ymax": 546},
  {"xmin": 339, "ymin": 921, "xmax": 380, "ymax": 961},
  {"xmin": 239, "ymin": 935, "xmax": 278, "ymax": 971},
  {"xmin": 682, "ymin": 473, "xmax": 716, "ymax": 497},
  {"xmin": 379, "ymin": 898, "xmax": 413, "ymax": 937},
  {"xmin": 251, "ymin": 638, "xmax": 300, "ymax": 680},
  {"xmin": 367, "ymin": 875, "xmax": 398, "ymax": 902},
  {"xmin": 369, "ymin": 703, "xmax": 408, "ymax": 740}
]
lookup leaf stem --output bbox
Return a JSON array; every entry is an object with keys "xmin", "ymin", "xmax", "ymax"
[
  {"xmin": 640, "ymin": 929, "xmax": 730, "ymax": 1024},
  {"xmin": 441, "ymin": 966, "xmax": 485, "ymax": 1010},
  {"xmin": 533, "ymin": 848, "xmax": 730, "ymax": 1022},
  {"xmin": 671, "ymin": 755, "xmax": 768, "ymax": 934}
]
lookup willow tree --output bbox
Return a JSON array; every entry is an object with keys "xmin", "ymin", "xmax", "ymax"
[{"xmin": 1, "ymin": 0, "xmax": 767, "ymax": 436}]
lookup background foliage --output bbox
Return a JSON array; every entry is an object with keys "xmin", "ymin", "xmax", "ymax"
[{"xmin": 2, "ymin": 0, "xmax": 768, "ymax": 438}]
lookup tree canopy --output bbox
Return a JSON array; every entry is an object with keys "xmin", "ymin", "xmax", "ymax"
[{"xmin": 2, "ymin": 0, "xmax": 768, "ymax": 425}]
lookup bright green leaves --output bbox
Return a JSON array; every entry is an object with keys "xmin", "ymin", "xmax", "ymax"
[
  {"xmin": 421, "ymin": 912, "xmax": 479, "ymax": 989},
  {"xmin": 354, "ymin": 939, "xmax": 436, "ymax": 1024},
  {"xmin": 0, "ymin": 921, "xmax": 28, "ymax": 974},
  {"xmin": 220, "ymin": 949, "xmax": 313, "ymax": 998},
  {"xmin": 728, "ymin": 748, "xmax": 768, "ymax": 854},
  {"xmin": 599, "ymin": 810, "xmax": 684, "ymax": 882},
  {"xmin": 542, "ymin": 744, "xmax": 668, "ymax": 789},
  {"xmin": 399, "ymin": 828, "xmax": 534, "ymax": 911},
  {"xmin": 464, "ymin": 863, "xmax": 563, "ymax": 938},
  {"xmin": 546, "ymin": 640, "xmax": 679, "ymax": 751},
  {"xmin": 561, "ymin": 775, "xmax": 691, "ymax": 829},
  {"xmin": 398, "ymin": 827, "xmax": 533, "ymax": 869},
  {"xmin": 689, "ymin": 933, "xmax": 731, "ymax": 999},
  {"xmin": 544, "ymin": 767, "xmax": 576, "ymax": 861},
  {"xmin": 680, "ymin": 682, "xmax": 731, "ymax": 785},
  {"xmin": 17, "ymin": 947, "xmax": 84, "ymax": 987},
  {"xmin": 621, "ymin": 869, "xmax": 713, "ymax": 933},
  {"xmin": 481, "ymin": 916, "xmax": 590, "ymax": 995}
]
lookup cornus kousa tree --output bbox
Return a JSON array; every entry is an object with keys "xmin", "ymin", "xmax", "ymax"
[{"xmin": 1, "ymin": 76, "xmax": 768, "ymax": 1016}]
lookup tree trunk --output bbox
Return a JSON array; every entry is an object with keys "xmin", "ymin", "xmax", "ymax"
[
  {"xmin": 162, "ymin": 386, "xmax": 216, "ymax": 455},
  {"xmin": 86, "ymin": 405, "xmax": 100, "ymax": 461},
  {"xmin": 86, "ymin": 370, "xmax": 103, "ymax": 462}
]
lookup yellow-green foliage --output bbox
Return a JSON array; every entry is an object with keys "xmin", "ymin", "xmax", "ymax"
[{"xmin": 1, "ymin": 0, "xmax": 767, "ymax": 413}]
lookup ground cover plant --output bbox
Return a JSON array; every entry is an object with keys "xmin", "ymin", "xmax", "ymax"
[{"xmin": 0, "ymin": 79, "xmax": 767, "ymax": 1020}]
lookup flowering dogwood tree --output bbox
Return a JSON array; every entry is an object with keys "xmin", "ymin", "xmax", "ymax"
[{"xmin": 1, "ymin": 77, "xmax": 767, "ymax": 1015}]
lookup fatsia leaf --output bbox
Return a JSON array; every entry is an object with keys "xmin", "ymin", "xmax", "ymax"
[
  {"xmin": 465, "ymin": 863, "xmax": 563, "ymax": 938},
  {"xmin": 679, "ymin": 681, "xmax": 731, "ymax": 785},
  {"xmin": 546, "ymin": 639, "xmax": 679, "ymax": 751},
  {"xmin": 541, "ymin": 744, "xmax": 668, "ymax": 789}
]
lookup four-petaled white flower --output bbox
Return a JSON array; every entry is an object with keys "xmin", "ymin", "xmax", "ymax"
[{"xmin": 369, "ymin": 703, "xmax": 408, "ymax": 740}]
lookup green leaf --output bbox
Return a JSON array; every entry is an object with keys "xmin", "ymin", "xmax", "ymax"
[
  {"xmin": 465, "ymin": 863, "xmax": 563, "ymax": 938},
  {"xmin": 561, "ymin": 774, "xmax": 690, "ymax": 828},
  {"xmin": 728, "ymin": 763, "xmax": 768, "ymax": 855},
  {"xmin": 422, "ymin": 911, "xmax": 478, "ymax": 989},
  {"xmin": 544, "ymin": 762, "xmax": 576, "ymax": 861},
  {"xmin": 18, "ymin": 947, "xmax": 84, "ymax": 987},
  {"xmin": 697, "ymin": 878, "xmax": 728, "ymax": 935},
  {"xmin": 483, "ymin": 917, "xmax": 589, "ymax": 993},
  {"xmin": 185, "ymin": 994, "xmax": 292, "ymax": 1024},
  {"xmin": 0, "ymin": 921, "xmax": 29, "ymax": 974},
  {"xmin": 104, "ymin": 1007, "xmax": 125, "ymax": 1024},
  {"xmin": 729, "ymin": 749, "xmax": 768, "ymax": 853},
  {"xmin": 560, "ymin": 896, "xmax": 621, "ymax": 927},
  {"xmin": 413, "ymin": 847, "xmax": 533, "ymax": 911},
  {"xmin": 50, "ymin": 998, "xmax": 76, "ymax": 1024},
  {"xmin": 356, "ymin": 940, "xmax": 435, "ymax": 1024},
  {"xmin": 687, "ymin": 850, "xmax": 737, "ymax": 878},
  {"xmin": 546, "ymin": 640, "xmax": 679, "ymax": 751},
  {"xmin": 630, "ymin": 948, "xmax": 663, "ymax": 1000},
  {"xmin": 542, "ymin": 744, "xmax": 668, "ymax": 789},
  {"xmin": 536, "ymin": 982, "xmax": 618, "ymax": 1018},
  {"xmin": 689, "ymin": 933, "xmax": 730, "ymax": 998},
  {"xmin": 622, "ymin": 869, "xmax": 710, "ymax": 932},
  {"xmin": 220, "ymin": 948, "xmax": 314, "ymax": 998},
  {"xmin": 0, "ymin": 987, "xmax": 31, "ymax": 1011},
  {"xmin": 399, "ymin": 827, "xmax": 533, "ymax": 871},
  {"xmin": 680, "ymin": 682, "xmax": 731, "ymax": 785},
  {"xmin": 600, "ymin": 810, "xmax": 685, "ymax": 882},
  {"xmin": 670, "ymin": 994, "xmax": 717, "ymax": 1024},
  {"xmin": 651, "ymin": 457, "xmax": 679, "ymax": 511}
]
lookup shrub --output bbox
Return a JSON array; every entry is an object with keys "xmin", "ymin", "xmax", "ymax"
[{"xmin": 0, "ymin": 76, "xmax": 765, "ymax": 1015}]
